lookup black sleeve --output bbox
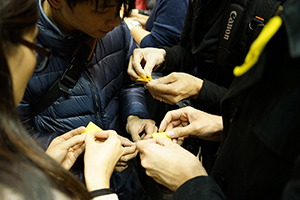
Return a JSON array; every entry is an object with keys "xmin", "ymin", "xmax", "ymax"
[
  {"xmin": 192, "ymin": 79, "xmax": 227, "ymax": 115},
  {"xmin": 173, "ymin": 176, "xmax": 226, "ymax": 200},
  {"xmin": 155, "ymin": 0, "xmax": 196, "ymax": 75}
]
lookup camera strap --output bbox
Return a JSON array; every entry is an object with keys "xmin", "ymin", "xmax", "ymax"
[{"xmin": 30, "ymin": 37, "xmax": 97, "ymax": 116}]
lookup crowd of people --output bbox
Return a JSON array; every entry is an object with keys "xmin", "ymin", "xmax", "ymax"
[{"xmin": 0, "ymin": 0, "xmax": 300, "ymax": 199}]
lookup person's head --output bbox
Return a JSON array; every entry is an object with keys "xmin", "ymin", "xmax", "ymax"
[
  {"xmin": 0, "ymin": 151, "xmax": 73, "ymax": 200},
  {"xmin": 0, "ymin": 0, "xmax": 89, "ymax": 199},
  {"xmin": 0, "ymin": 0, "xmax": 40, "ymax": 106},
  {"xmin": 46, "ymin": 0, "xmax": 135, "ymax": 38}
]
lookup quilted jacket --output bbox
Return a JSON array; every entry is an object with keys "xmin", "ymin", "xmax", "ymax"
[{"xmin": 17, "ymin": 1, "xmax": 150, "ymax": 199}]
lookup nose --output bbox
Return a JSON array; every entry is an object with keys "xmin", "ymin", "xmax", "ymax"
[{"xmin": 106, "ymin": 15, "xmax": 121, "ymax": 27}]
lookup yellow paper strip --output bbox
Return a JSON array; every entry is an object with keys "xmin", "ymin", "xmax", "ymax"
[{"xmin": 152, "ymin": 132, "xmax": 172, "ymax": 141}]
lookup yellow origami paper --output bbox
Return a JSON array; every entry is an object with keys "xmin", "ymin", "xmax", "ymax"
[
  {"xmin": 81, "ymin": 121, "xmax": 102, "ymax": 134},
  {"xmin": 136, "ymin": 74, "xmax": 152, "ymax": 83},
  {"xmin": 152, "ymin": 132, "xmax": 172, "ymax": 141}
]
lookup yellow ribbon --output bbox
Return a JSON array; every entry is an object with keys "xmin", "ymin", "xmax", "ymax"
[{"xmin": 233, "ymin": 16, "xmax": 282, "ymax": 77}]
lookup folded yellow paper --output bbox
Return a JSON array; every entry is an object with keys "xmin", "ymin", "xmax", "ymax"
[
  {"xmin": 81, "ymin": 121, "xmax": 102, "ymax": 134},
  {"xmin": 136, "ymin": 74, "xmax": 152, "ymax": 83},
  {"xmin": 152, "ymin": 132, "xmax": 172, "ymax": 141}
]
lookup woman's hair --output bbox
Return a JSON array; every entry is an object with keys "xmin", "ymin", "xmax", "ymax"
[
  {"xmin": 65, "ymin": 0, "xmax": 135, "ymax": 18},
  {"xmin": 0, "ymin": 0, "xmax": 90, "ymax": 199}
]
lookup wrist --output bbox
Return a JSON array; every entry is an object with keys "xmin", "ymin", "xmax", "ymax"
[
  {"xmin": 85, "ymin": 169, "xmax": 110, "ymax": 191},
  {"xmin": 127, "ymin": 20, "xmax": 142, "ymax": 30},
  {"xmin": 191, "ymin": 77, "xmax": 204, "ymax": 100},
  {"xmin": 89, "ymin": 188, "xmax": 115, "ymax": 199}
]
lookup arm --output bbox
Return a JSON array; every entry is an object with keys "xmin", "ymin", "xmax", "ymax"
[
  {"xmin": 172, "ymin": 176, "xmax": 226, "ymax": 200},
  {"xmin": 124, "ymin": 17, "xmax": 151, "ymax": 45},
  {"xmin": 128, "ymin": 9, "xmax": 149, "ymax": 26},
  {"xmin": 126, "ymin": 1, "xmax": 196, "ymax": 80},
  {"xmin": 84, "ymin": 131, "xmax": 122, "ymax": 200},
  {"xmin": 192, "ymin": 79, "xmax": 228, "ymax": 115},
  {"xmin": 139, "ymin": 0, "xmax": 189, "ymax": 48},
  {"xmin": 120, "ymin": 25, "xmax": 157, "ymax": 141}
]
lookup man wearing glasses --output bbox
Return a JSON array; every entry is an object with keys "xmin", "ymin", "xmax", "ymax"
[{"xmin": 17, "ymin": 0, "xmax": 155, "ymax": 200}]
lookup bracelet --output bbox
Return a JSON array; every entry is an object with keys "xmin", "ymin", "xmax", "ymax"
[
  {"xmin": 127, "ymin": 21, "xmax": 142, "ymax": 30},
  {"xmin": 89, "ymin": 188, "xmax": 115, "ymax": 198}
]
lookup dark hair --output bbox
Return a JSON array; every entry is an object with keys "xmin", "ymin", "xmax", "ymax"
[
  {"xmin": 0, "ymin": 0, "xmax": 90, "ymax": 199},
  {"xmin": 65, "ymin": 0, "xmax": 135, "ymax": 18}
]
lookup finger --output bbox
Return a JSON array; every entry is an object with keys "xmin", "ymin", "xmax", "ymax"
[
  {"xmin": 59, "ymin": 134, "xmax": 85, "ymax": 150},
  {"xmin": 144, "ymin": 122, "xmax": 157, "ymax": 135},
  {"xmin": 143, "ymin": 58, "xmax": 157, "ymax": 76},
  {"xmin": 131, "ymin": 133, "xmax": 142, "ymax": 142},
  {"xmin": 118, "ymin": 135, "xmax": 135, "ymax": 147},
  {"xmin": 115, "ymin": 165, "xmax": 128, "ymax": 172},
  {"xmin": 143, "ymin": 133, "xmax": 154, "ymax": 140},
  {"xmin": 93, "ymin": 130, "xmax": 109, "ymax": 139},
  {"xmin": 123, "ymin": 145, "xmax": 137, "ymax": 155},
  {"xmin": 128, "ymin": 56, "xmax": 142, "ymax": 80},
  {"xmin": 159, "ymin": 111, "xmax": 180, "ymax": 132},
  {"xmin": 60, "ymin": 126, "xmax": 86, "ymax": 141},
  {"xmin": 155, "ymin": 137, "xmax": 173, "ymax": 147},
  {"xmin": 166, "ymin": 126, "xmax": 191, "ymax": 138},
  {"xmin": 72, "ymin": 143, "xmax": 86, "ymax": 158},
  {"xmin": 119, "ymin": 150, "xmax": 138, "ymax": 162},
  {"xmin": 131, "ymin": 51, "xmax": 147, "ymax": 78},
  {"xmin": 136, "ymin": 139, "xmax": 155, "ymax": 152},
  {"xmin": 116, "ymin": 161, "xmax": 128, "ymax": 166}
]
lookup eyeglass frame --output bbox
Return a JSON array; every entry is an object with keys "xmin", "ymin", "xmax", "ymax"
[{"xmin": 18, "ymin": 38, "xmax": 52, "ymax": 73}]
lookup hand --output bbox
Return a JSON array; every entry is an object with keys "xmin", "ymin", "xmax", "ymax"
[
  {"xmin": 115, "ymin": 135, "xmax": 138, "ymax": 172},
  {"xmin": 123, "ymin": 17, "xmax": 135, "ymax": 26},
  {"xmin": 146, "ymin": 72, "xmax": 203, "ymax": 105},
  {"xmin": 84, "ymin": 130, "xmax": 123, "ymax": 191},
  {"xmin": 137, "ymin": 138, "xmax": 207, "ymax": 191},
  {"xmin": 128, "ymin": 48, "xmax": 166, "ymax": 81},
  {"xmin": 126, "ymin": 115, "xmax": 157, "ymax": 142},
  {"xmin": 45, "ymin": 127, "xmax": 86, "ymax": 170},
  {"xmin": 159, "ymin": 106, "xmax": 223, "ymax": 141}
]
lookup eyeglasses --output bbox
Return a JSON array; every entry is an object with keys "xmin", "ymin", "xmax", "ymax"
[{"xmin": 18, "ymin": 38, "xmax": 52, "ymax": 73}]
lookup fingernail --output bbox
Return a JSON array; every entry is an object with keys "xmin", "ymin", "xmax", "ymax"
[{"xmin": 167, "ymin": 130, "xmax": 174, "ymax": 137}]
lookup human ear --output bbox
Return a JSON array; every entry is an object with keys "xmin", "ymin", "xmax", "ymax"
[{"xmin": 47, "ymin": 0, "xmax": 63, "ymax": 9}]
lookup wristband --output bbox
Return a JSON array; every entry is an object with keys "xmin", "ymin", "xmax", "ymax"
[
  {"xmin": 127, "ymin": 21, "xmax": 142, "ymax": 30},
  {"xmin": 89, "ymin": 188, "xmax": 115, "ymax": 198}
]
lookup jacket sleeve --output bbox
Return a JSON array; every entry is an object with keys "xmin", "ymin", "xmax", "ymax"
[
  {"xmin": 17, "ymin": 99, "xmax": 58, "ymax": 150},
  {"xmin": 155, "ymin": 0, "xmax": 197, "ymax": 75},
  {"xmin": 173, "ymin": 176, "xmax": 226, "ymax": 200},
  {"xmin": 140, "ymin": 0, "xmax": 188, "ymax": 48},
  {"xmin": 192, "ymin": 79, "xmax": 227, "ymax": 115},
  {"xmin": 120, "ymin": 24, "xmax": 151, "ymax": 126}
]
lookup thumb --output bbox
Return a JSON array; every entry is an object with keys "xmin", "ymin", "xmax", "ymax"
[
  {"xmin": 166, "ymin": 127, "xmax": 190, "ymax": 139},
  {"xmin": 85, "ymin": 133, "xmax": 96, "ymax": 144}
]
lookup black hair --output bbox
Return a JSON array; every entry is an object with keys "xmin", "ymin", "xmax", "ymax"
[
  {"xmin": 65, "ymin": 0, "xmax": 135, "ymax": 18},
  {"xmin": 0, "ymin": 0, "xmax": 90, "ymax": 199}
]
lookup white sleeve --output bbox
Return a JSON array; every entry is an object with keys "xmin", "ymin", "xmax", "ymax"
[{"xmin": 92, "ymin": 193, "xmax": 119, "ymax": 200}]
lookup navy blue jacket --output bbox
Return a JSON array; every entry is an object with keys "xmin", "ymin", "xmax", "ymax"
[
  {"xmin": 17, "ymin": 1, "xmax": 150, "ymax": 200},
  {"xmin": 18, "ymin": 2, "xmax": 149, "ymax": 138},
  {"xmin": 141, "ymin": 0, "xmax": 188, "ymax": 48}
]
